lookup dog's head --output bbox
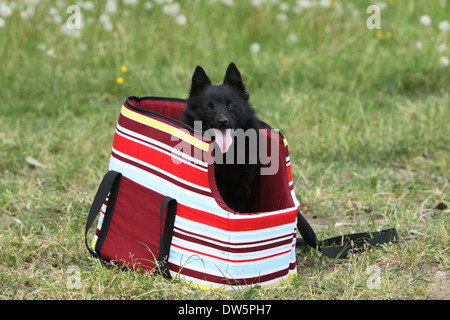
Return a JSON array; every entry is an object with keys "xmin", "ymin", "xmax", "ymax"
[{"xmin": 184, "ymin": 63, "xmax": 256, "ymax": 153}]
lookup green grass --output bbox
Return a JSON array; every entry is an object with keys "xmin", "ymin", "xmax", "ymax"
[{"xmin": 1, "ymin": 0, "xmax": 449, "ymax": 300}]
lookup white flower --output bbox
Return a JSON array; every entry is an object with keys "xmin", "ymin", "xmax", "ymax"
[
  {"xmin": 144, "ymin": 1, "xmax": 154, "ymax": 10},
  {"xmin": 221, "ymin": 0, "xmax": 234, "ymax": 6},
  {"xmin": 0, "ymin": 2, "xmax": 13, "ymax": 18},
  {"xmin": 251, "ymin": 0, "xmax": 266, "ymax": 7},
  {"xmin": 415, "ymin": 41, "xmax": 423, "ymax": 50},
  {"xmin": 162, "ymin": 3, "xmax": 180, "ymax": 16},
  {"xmin": 0, "ymin": 17, "xmax": 5, "ymax": 28},
  {"xmin": 103, "ymin": 21, "xmax": 114, "ymax": 31},
  {"xmin": 439, "ymin": 56, "xmax": 449, "ymax": 66},
  {"xmin": 250, "ymin": 42, "xmax": 261, "ymax": 53},
  {"xmin": 61, "ymin": 24, "xmax": 81, "ymax": 37},
  {"xmin": 279, "ymin": 2, "xmax": 289, "ymax": 12},
  {"xmin": 51, "ymin": 15, "xmax": 63, "ymax": 24},
  {"xmin": 438, "ymin": 43, "xmax": 447, "ymax": 52},
  {"xmin": 48, "ymin": 7, "xmax": 58, "ymax": 16},
  {"xmin": 319, "ymin": 0, "xmax": 331, "ymax": 8},
  {"xmin": 287, "ymin": 32, "xmax": 298, "ymax": 43},
  {"xmin": 296, "ymin": 0, "xmax": 313, "ymax": 9},
  {"xmin": 420, "ymin": 15, "xmax": 431, "ymax": 26},
  {"xmin": 46, "ymin": 49, "xmax": 55, "ymax": 58},
  {"xmin": 439, "ymin": 20, "xmax": 450, "ymax": 32},
  {"xmin": 81, "ymin": 1, "xmax": 95, "ymax": 10},
  {"xmin": 175, "ymin": 14, "xmax": 187, "ymax": 25},
  {"xmin": 277, "ymin": 13, "xmax": 288, "ymax": 22},
  {"xmin": 123, "ymin": 0, "xmax": 139, "ymax": 5},
  {"xmin": 100, "ymin": 13, "xmax": 111, "ymax": 24},
  {"xmin": 105, "ymin": 0, "xmax": 117, "ymax": 14},
  {"xmin": 37, "ymin": 43, "xmax": 47, "ymax": 51},
  {"xmin": 20, "ymin": 8, "xmax": 35, "ymax": 19}
]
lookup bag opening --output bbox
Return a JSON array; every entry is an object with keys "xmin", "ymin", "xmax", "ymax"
[{"xmin": 124, "ymin": 96, "xmax": 295, "ymax": 215}]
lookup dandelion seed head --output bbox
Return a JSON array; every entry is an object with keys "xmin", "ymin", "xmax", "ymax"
[
  {"xmin": 46, "ymin": 49, "xmax": 55, "ymax": 58},
  {"xmin": 105, "ymin": 0, "xmax": 118, "ymax": 14},
  {"xmin": 144, "ymin": 1, "xmax": 154, "ymax": 10},
  {"xmin": 420, "ymin": 15, "xmax": 431, "ymax": 26},
  {"xmin": 0, "ymin": 2, "xmax": 13, "ymax": 18},
  {"xmin": 162, "ymin": 3, "xmax": 180, "ymax": 16},
  {"xmin": 279, "ymin": 2, "xmax": 289, "ymax": 12},
  {"xmin": 250, "ymin": 42, "xmax": 261, "ymax": 53},
  {"xmin": 277, "ymin": 13, "xmax": 288, "ymax": 22},
  {"xmin": 287, "ymin": 32, "xmax": 298, "ymax": 43},
  {"xmin": 438, "ymin": 43, "xmax": 447, "ymax": 52},
  {"xmin": 123, "ymin": 0, "xmax": 139, "ymax": 5},
  {"xmin": 221, "ymin": 0, "xmax": 235, "ymax": 6},
  {"xmin": 439, "ymin": 56, "xmax": 449, "ymax": 66},
  {"xmin": 439, "ymin": 21, "xmax": 450, "ymax": 32},
  {"xmin": 175, "ymin": 14, "xmax": 187, "ymax": 26}
]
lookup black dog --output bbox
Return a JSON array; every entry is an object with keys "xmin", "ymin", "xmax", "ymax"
[{"xmin": 182, "ymin": 63, "xmax": 261, "ymax": 213}]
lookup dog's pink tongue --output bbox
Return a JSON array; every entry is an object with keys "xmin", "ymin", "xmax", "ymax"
[{"xmin": 213, "ymin": 128, "xmax": 233, "ymax": 153}]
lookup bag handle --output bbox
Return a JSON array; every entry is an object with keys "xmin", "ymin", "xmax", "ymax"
[
  {"xmin": 296, "ymin": 211, "xmax": 398, "ymax": 259},
  {"xmin": 156, "ymin": 196, "xmax": 177, "ymax": 279},
  {"xmin": 85, "ymin": 170, "xmax": 122, "ymax": 258}
]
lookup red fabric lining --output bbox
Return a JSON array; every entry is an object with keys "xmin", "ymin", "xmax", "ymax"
[{"xmin": 127, "ymin": 97, "xmax": 186, "ymax": 122}]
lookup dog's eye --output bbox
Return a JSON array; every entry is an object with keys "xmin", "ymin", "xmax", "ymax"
[
  {"xmin": 206, "ymin": 103, "xmax": 214, "ymax": 110},
  {"xmin": 227, "ymin": 103, "xmax": 235, "ymax": 110}
]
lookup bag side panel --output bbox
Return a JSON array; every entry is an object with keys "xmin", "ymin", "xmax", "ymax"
[
  {"xmin": 99, "ymin": 176, "xmax": 164, "ymax": 271},
  {"xmin": 169, "ymin": 206, "xmax": 298, "ymax": 289}
]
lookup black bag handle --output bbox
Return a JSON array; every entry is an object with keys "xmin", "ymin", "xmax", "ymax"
[
  {"xmin": 85, "ymin": 170, "xmax": 122, "ymax": 258},
  {"xmin": 157, "ymin": 196, "xmax": 177, "ymax": 279},
  {"xmin": 296, "ymin": 211, "xmax": 398, "ymax": 259}
]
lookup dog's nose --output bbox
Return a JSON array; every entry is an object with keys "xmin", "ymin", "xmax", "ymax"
[{"xmin": 217, "ymin": 116, "xmax": 229, "ymax": 127}]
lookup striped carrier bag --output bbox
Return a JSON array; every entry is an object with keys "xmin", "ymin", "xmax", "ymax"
[{"xmin": 85, "ymin": 96, "xmax": 398, "ymax": 290}]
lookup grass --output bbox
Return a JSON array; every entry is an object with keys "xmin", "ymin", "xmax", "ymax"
[{"xmin": 0, "ymin": 0, "xmax": 449, "ymax": 300}]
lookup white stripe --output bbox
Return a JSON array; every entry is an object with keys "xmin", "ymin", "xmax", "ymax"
[
  {"xmin": 121, "ymin": 105, "xmax": 208, "ymax": 150},
  {"xmin": 169, "ymin": 264, "xmax": 294, "ymax": 290},
  {"xmin": 174, "ymin": 227, "xmax": 294, "ymax": 249},
  {"xmin": 109, "ymin": 157, "xmax": 228, "ymax": 215},
  {"xmin": 116, "ymin": 123, "xmax": 208, "ymax": 170},
  {"xmin": 174, "ymin": 216, "xmax": 297, "ymax": 244},
  {"xmin": 112, "ymin": 147, "xmax": 211, "ymax": 193},
  {"xmin": 171, "ymin": 237, "xmax": 293, "ymax": 264}
]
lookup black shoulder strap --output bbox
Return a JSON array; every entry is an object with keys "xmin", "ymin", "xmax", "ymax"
[
  {"xmin": 85, "ymin": 170, "xmax": 122, "ymax": 258},
  {"xmin": 296, "ymin": 211, "xmax": 398, "ymax": 259},
  {"xmin": 157, "ymin": 196, "xmax": 177, "ymax": 279}
]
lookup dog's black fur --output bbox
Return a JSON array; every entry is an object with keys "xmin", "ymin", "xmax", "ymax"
[{"xmin": 182, "ymin": 63, "xmax": 260, "ymax": 212}]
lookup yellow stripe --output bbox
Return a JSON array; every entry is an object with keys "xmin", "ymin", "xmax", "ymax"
[
  {"xmin": 91, "ymin": 238, "xmax": 97, "ymax": 252},
  {"xmin": 283, "ymin": 137, "xmax": 288, "ymax": 147},
  {"xmin": 177, "ymin": 270, "xmax": 297, "ymax": 291},
  {"xmin": 121, "ymin": 106, "xmax": 210, "ymax": 151}
]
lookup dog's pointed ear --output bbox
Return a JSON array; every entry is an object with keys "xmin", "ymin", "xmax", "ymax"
[
  {"xmin": 223, "ymin": 62, "xmax": 249, "ymax": 99},
  {"xmin": 189, "ymin": 65, "xmax": 211, "ymax": 96}
]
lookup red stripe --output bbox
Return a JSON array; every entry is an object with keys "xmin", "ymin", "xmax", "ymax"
[
  {"xmin": 171, "ymin": 242, "xmax": 293, "ymax": 263},
  {"xmin": 168, "ymin": 262, "xmax": 295, "ymax": 287},
  {"xmin": 173, "ymin": 229, "xmax": 295, "ymax": 254},
  {"xmin": 174, "ymin": 226, "xmax": 293, "ymax": 246},
  {"xmin": 118, "ymin": 107, "xmax": 210, "ymax": 153},
  {"xmin": 112, "ymin": 130, "xmax": 210, "ymax": 190},
  {"xmin": 110, "ymin": 151, "xmax": 212, "ymax": 197},
  {"xmin": 176, "ymin": 203, "xmax": 298, "ymax": 232},
  {"xmin": 286, "ymin": 163, "xmax": 293, "ymax": 183},
  {"xmin": 115, "ymin": 125, "xmax": 208, "ymax": 175}
]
